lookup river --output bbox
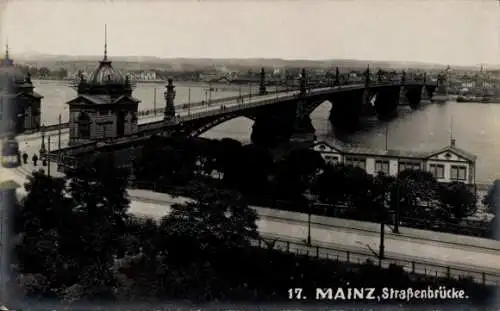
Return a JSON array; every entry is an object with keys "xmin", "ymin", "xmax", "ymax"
[{"xmin": 33, "ymin": 80, "xmax": 500, "ymax": 184}]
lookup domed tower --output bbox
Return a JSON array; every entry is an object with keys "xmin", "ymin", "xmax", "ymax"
[
  {"xmin": 0, "ymin": 42, "xmax": 43, "ymax": 134},
  {"xmin": 66, "ymin": 25, "xmax": 140, "ymax": 146}
]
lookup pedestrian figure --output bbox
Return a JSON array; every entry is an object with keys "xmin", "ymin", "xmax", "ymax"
[
  {"xmin": 32, "ymin": 154, "xmax": 38, "ymax": 166},
  {"xmin": 22, "ymin": 152, "xmax": 28, "ymax": 164}
]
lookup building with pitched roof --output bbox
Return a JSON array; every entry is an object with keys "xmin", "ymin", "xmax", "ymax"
[
  {"xmin": 0, "ymin": 43, "xmax": 43, "ymax": 134},
  {"xmin": 66, "ymin": 26, "xmax": 140, "ymax": 146},
  {"xmin": 312, "ymin": 138, "xmax": 477, "ymax": 185}
]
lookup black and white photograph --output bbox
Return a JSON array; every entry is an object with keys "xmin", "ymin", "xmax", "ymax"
[{"xmin": 0, "ymin": 0, "xmax": 499, "ymax": 309}]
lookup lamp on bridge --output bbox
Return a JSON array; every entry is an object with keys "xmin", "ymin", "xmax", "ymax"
[
  {"xmin": 364, "ymin": 65, "xmax": 370, "ymax": 86},
  {"xmin": 39, "ymin": 124, "xmax": 46, "ymax": 157},
  {"xmin": 335, "ymin": 67, "xmax": 340, "ymax": 86}
]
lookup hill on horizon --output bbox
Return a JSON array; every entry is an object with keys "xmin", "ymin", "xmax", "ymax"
[{"xmin": 10, "ymin": 51, "xmax": 494, "ymax": 72}]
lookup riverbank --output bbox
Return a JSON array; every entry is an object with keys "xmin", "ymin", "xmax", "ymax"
[{"xmin": 456, "ymin": 96, "xmax": 500, "ymax": 104}]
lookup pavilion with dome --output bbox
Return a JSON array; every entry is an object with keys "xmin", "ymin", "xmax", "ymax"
[
  {"xmin": 66, "ymin": 29, "xmax": 140, "ymax": 146},
  {"xmin": 0, "ymin": 43, "xmax": 43, "ymax": 134}
]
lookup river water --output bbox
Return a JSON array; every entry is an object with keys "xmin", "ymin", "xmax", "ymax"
[{"xmin": 33, "ymin": 80, "xmax": 500, "ymax": 184}]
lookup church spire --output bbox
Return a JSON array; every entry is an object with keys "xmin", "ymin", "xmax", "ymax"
[{"xmin": 103, "ymin": 24, "xmax": 108, "ymax": 61}]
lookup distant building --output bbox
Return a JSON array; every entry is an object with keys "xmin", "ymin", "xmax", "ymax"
[
  {"xmin": 312, "ymin": 139, "xmax": 477, "ymax": 185},
  {"xmin": 66, "ymin": 38, "xmax": 140, "ymax": 146},
  {"xmin": 0, "ymin": 44, "xmax": 43, "ymax": 134}
]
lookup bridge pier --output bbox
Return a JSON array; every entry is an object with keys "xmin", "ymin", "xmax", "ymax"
[
  {"xmin": 405, "ymin": 85, "xmax": 423, "ymax": 110},
  {"xmin": 328, "ymin": 89, "xmax": 364, "ymax": 130},
  {"xmin": 425, "ymin": 85, "xmax": 437, "ymax": 99},
  {"xmin": 361, "ymin": 89, "xmax": 377, "ymax": 117},
  {"xmin": 250, "ymin": 100, "xmax": 298, "ymax": 148},
  {"xmin": 374, "ymin": 86, "xmax": 400, "ymax": 119}
]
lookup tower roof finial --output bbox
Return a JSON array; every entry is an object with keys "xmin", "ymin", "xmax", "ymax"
[
  {"xmin": 5, "ymin": 36, "xmax": 9, "ymax": 59},
  {"xmin": 104, "ymin": 24, "xmax": 108, "ymax": 61}
]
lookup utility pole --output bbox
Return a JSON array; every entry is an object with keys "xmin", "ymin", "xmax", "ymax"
[
  {"xmin": 379, "ymin": 217, "xmax": 385, "ymax": 267},
  {"xmin": 208, "ymin": 82, "xmax": 212, "ymax": 104},
  {"xmin": 307, "ymin": 202, "xmax": 312, "ymax": 246},
  {"xmin": 153, "ymin": 88, "xmax": 157, "ymax": 115},
  {"xmin": 47, "ymin": 136, "xmax": 51, "ymax": 177},
  {"xmin": 58, "ymin": 114, "xmax": 62, "ymax": 150},
  {"xmin": 394, "ymin": 182, "xmax": 400, "ymax": 233},
  {"xmin": 39, "ymin": 124, "xmax": 46, "ymax": 157},
  {"xmin": 188, "ymin": 88, "xmax": 191, "ymax": 116}
]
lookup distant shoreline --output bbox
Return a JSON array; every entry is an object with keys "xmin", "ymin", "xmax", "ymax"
[{"xmin": 456, "ymin": 96, "xmax": 500, "ymax": 104}]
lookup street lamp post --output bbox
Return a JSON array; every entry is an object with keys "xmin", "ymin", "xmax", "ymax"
[
  {"xmin": 153, "ymin": 88, "xmax": 157, "ymax": 115},
  {"xmin": 379, "ymin": 215, "xmax": 385, "ymax": 266},
  {"xmin": 39, "ymin": 124, "xmax": 46, "ymax": 157},
  {"xmin": 47, "ymin": 136, "xmax": 51, "ymax": 177},
  {"xmin": 304, "ymin": 188, "xmax": 315, "ymax": 246},
  {"xmin": 208, "ymin": 82, "xmax": 212, "ymax": 104},
  {"xmin": 58, "ymin": 114, "xmax": 62, "ymax": 150},
  {"xmin": 188, "ymin": 88, "xmax": 191, "ymax": 116}
]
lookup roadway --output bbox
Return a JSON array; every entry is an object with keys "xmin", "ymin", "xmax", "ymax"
[{"xmin": 4, "ymin": 155, "xmax": 500, "ymax": 284}]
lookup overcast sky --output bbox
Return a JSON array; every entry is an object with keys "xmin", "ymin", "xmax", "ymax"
[{"xmin": 0, "ymin": 0, "xmax": 498, "ymax": 66}]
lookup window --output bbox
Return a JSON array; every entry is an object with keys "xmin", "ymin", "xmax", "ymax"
[
  {"xmin": 450, "ymin": 165, "xmax": 467, "ymax": 181},
  {"xmin": 429, "ymin": 164, "xmax": 445, "ymax": 179},
  {"xmin": 345, "ymin": 156, "xmax": 366, "ymax": 170},
  {"xmin": 398, "ymin": 161, "xmax": 421, "ymax": 172},
  {"xmin": 77, "ymin": 112, "xmax": 91, "ymax": 139},
  {"xmin": 324, "ymin": 155, "xmax": 338, "ymax": 164},
  {"xmin": 375, "ymin": 160, "xmax": 390, "ymax": 175}
]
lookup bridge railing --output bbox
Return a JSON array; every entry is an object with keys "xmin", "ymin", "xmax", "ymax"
[{"xmin": 254, "ymin": 234, "xmax": 500, "ymax": 286}]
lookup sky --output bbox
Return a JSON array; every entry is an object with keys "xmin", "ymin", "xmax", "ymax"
[{"xmin": 0, "ymin": 0, "xmax": 498, "ymax": 66}]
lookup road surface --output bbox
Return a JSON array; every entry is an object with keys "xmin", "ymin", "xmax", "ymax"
[{"xmin": 3, "ymin": 165, "xmax": 499, "ymax": 284}]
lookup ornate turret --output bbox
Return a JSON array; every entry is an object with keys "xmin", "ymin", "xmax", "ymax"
[
  {"xmin": 164, "ymin": 78, "xmax": 176, "ymax": 120},
  {"xmin": 77, "ymin": 25, "xmax": 132, "ymax": 97},
  {"xmin": 0, "ymin": 40, "xmax": 43, "ymax": 134},
  {"xmin": 299, "ymin": 68, "xmax": 307, "ymax": 94},
  {"xmin": 65, "ymin": 25, "xmax": 140, "ymax": 145},
  {"xmin": 0, "ymin": 40, "xmax": 13, "ymax": 67}
]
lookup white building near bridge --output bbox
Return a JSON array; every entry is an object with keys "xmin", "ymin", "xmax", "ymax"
[{"xmin": 312, "ymin": 138, "xmax": 477, "ymax": 185}]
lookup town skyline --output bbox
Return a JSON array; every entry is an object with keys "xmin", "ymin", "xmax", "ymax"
[{"xmin": 0, "ymin": 0, "xmax": 498, "ymax": 67}]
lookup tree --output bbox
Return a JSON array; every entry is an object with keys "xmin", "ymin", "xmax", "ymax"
[
  {"xmin": 274, "ymin": 148, "xmax": 324, "ymax": 201},
  {"xmin": 482, "ymin": 179, "xmax": 500, "ymax": 215},
  {"xmin": 313, "ymin": 164, "xmax": 373, "ymax": 214},
  {"xmin": 64, "ymin": 153, "xmax": 131, "ymax": 298},
  {"xmin": 237, "ymin": 144, "xmax": 274, "ymax": 196},
  {"xmin": 159, "ymin": 182, "xmax": 259, "ymax": 262},
  {"xmin": 392, "ymin": 169, "xmax": 438, "ymax": 218},
  {"xmin": 438, "ymin": 182, "xmax": 477, "ymax": 221},
  {"xmin": 215, "ymin": 138, "xmax": 244, "ymax": 185},
  {"xmin": 38, "ymin": 67, "xmax": 51, "ymax": 78},
  {"xmin": 15, "ymin": 170, "xmax": 71, "ymax": 292}
]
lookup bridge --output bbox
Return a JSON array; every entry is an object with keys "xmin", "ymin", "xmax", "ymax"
[{"xmin": 36, "ymin": 68, "xmax": 444, "ymax": 167}]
